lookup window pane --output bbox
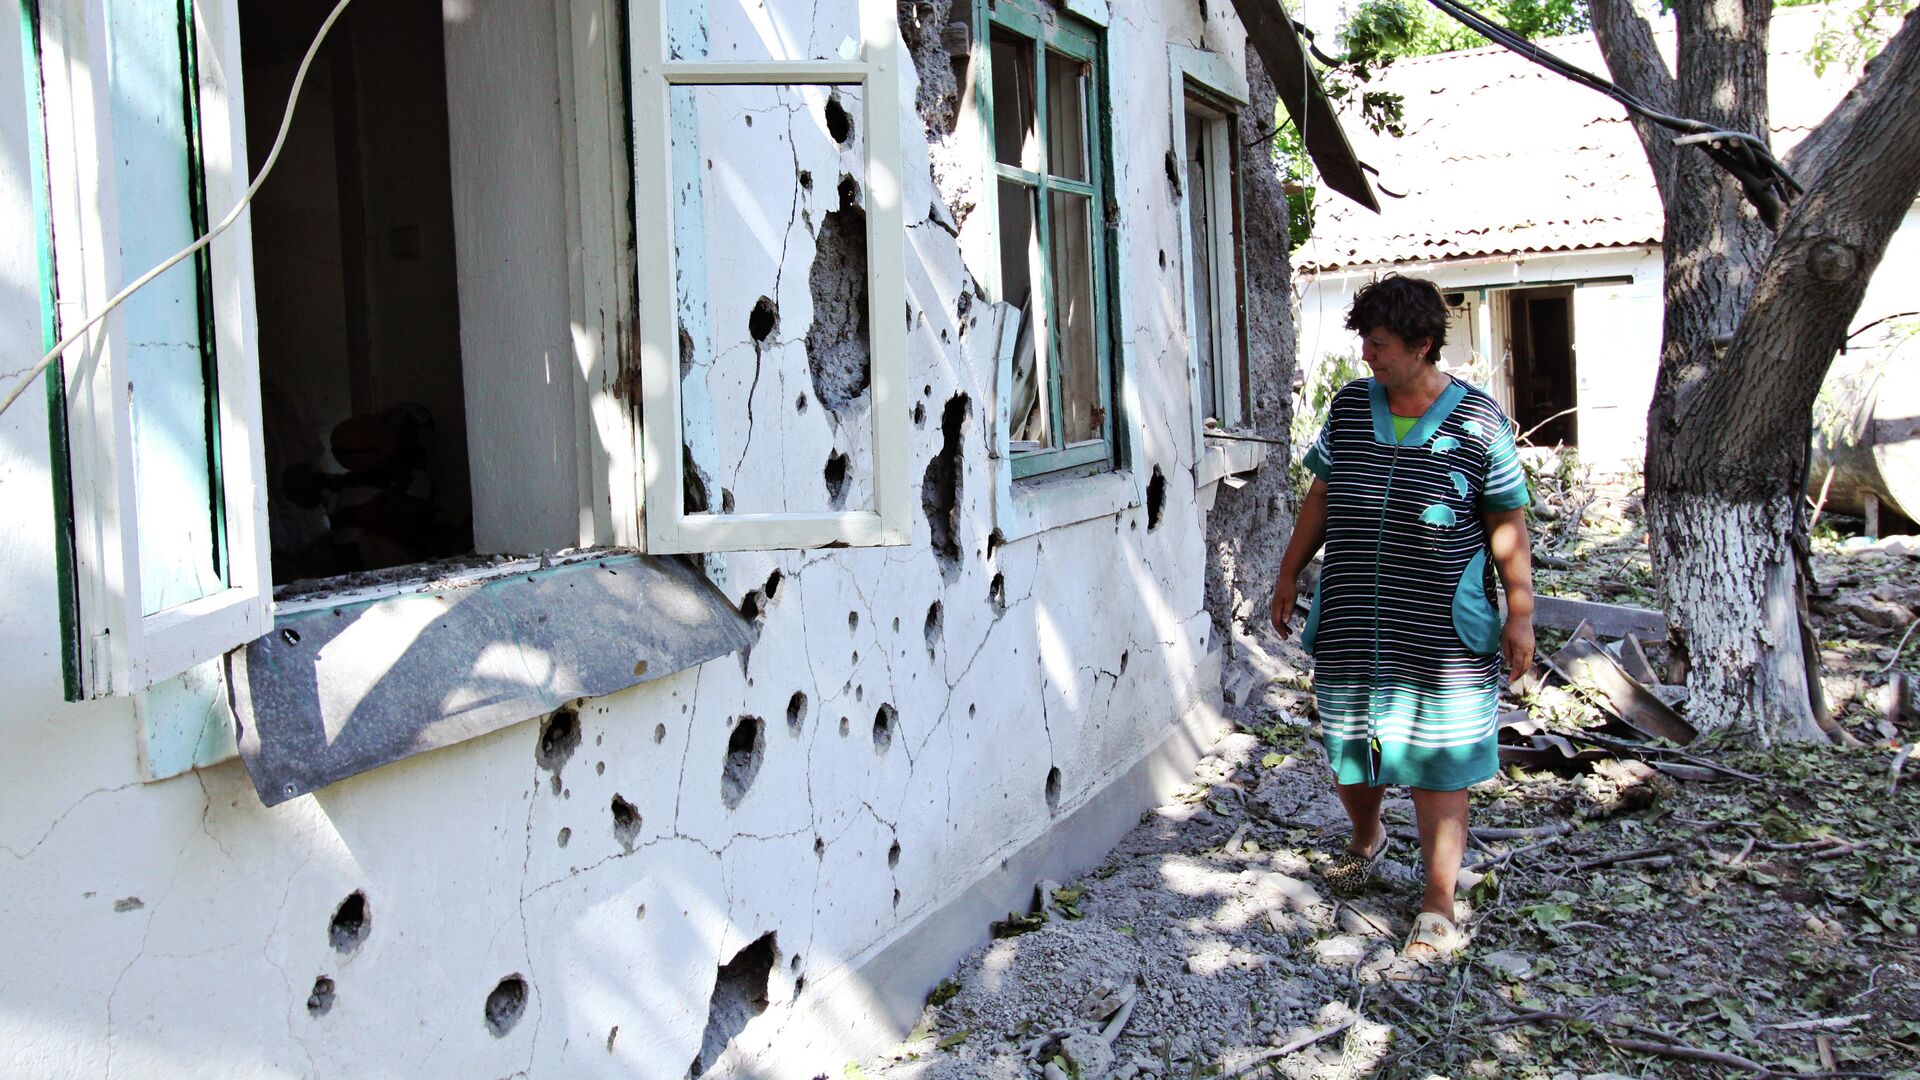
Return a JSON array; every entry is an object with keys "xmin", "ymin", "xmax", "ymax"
[
  {"xmin": 1049, "ymin": 191, "xmax": 1102, "ymax": 446},
  {"xmin": 990, "ymin": 32, "xmax": 1036, "ymax": 169},
  {"xmin": 671, "ymin": 82, "xmax": 877, "ymax": 515},
  {"xmin": 1045, "ymin": 50, "xmax": 1088, "ymax": 182},
  {"xmin": 999, "ymin": 179, "xmax": 1047, "ymax": 448},
  {"xmin": 110, "ymin": 0, "xmax": 226, "ymax": 614},
  {"xmin": 1185, "ymin": 112, "xmax": 1218, "ymax": 424}
]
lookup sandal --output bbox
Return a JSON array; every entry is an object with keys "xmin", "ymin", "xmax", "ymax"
[
  {"xmin": 1323, "ymin": 834, "xmax": 1389, "ymax": 897},
  {"xmin": 1402, "ymin": 911, "xmax": 1468, "ymax": 960}
]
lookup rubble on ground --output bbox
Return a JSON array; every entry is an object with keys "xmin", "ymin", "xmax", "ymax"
[{"xmin": 856, "ymin": 472, "xmax": 1918, "ymax": 1079}]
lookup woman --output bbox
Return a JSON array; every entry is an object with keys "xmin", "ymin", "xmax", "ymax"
[{"xmin": 1271, "ymin": 275, "xmax": 1535, "ymax": 958}]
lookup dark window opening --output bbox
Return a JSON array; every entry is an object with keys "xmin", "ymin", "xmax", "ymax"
[
  {"xmin": 242, "ymin": 0, "xmax": 472, "ymax": 587},
  {"xmin": 1505, "ymin": 287, "xmax": 1577, "ymax": 448}
]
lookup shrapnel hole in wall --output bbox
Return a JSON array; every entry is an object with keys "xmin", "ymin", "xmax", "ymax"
[
  {"xmin": 887, "ymin": 839, "xmax": 902, "ymax": 868},
  {"xmin": 484, "ymin": 974, "xmax": 528, "ymax": 1037},
  {"xmin": 807, "ymin": 181, "xmax": 871, "ymax": 416},
  {"xmin": 924, "ymin": 600, "xmax": 943, "ymax": 656},
  {"xmin": 535, "ymin": 706, "xmax": 582, "ymax": 792},
  {"xmin": 689, "ymin": 933, "xmax": 778, "ymax": 1078},
  {"xmin": 329, "ymin": 891, "xmax": 370, "ymax": 954},
  {"xmin": 307, "ymin": 976, "xmax": 335, "ymax": 1017},
  {"xmin": 748, "ymin": 296, "xmax": 778, "ymax": 342},
  {"xmin": 823, "ymin": 450, "xmax": 851, "ymax": 509},
  {"xmin": 1045, "ymin": 766, "xmax": 1062, "ymax": 814},
  {"xmin": 824, "ymin": 92, "xmax": 854, "ymax": 144},
  {"xmin": 611, "ymin": 794, "xmax": 641, "ymax": 851},
  {"xmin": 1147, "ymin": 466, "xmax": 1167, "ymax": 531},
  {"xmin": 786, "ymin": 691, "xmax": 808, "ymax": 735},
  {"xmin": 873, "ymin": 703, "xmax": 898, "ymax": 753},
  {"xmin": 923, "ymin": 394, "xmax": 971, "ymax": 580},
  {"xmin": 720, "ymin": 716, "xmax": 765, "ymax": 809}
]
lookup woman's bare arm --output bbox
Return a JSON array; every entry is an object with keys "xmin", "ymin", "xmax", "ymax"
[
  {"xmin": 1484, "ymin": 507, "xmax": 1535, "ymax": 680},
  {"xmin": 1270, "ymin": 479, "xmax": 1331, "ymax": 636}
]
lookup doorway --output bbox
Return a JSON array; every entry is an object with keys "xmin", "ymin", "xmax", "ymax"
[{"xmin": 1503, "ymin": 286, "xmax": 1577, "ymax": 447}]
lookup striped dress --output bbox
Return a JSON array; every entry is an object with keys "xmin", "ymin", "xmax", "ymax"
[{"xmin": 1300, "ymin": 377, "xmax": 1529, "ymax": 791}]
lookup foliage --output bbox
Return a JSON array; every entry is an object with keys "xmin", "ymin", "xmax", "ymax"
[
  {"xmin": 1805, "ymin": 0, "xmax": 1918, "ymax": 75},
  {"xmin": 1289, "ymin": 353, "xmax": 1369, "ymax": 495},
  {"xmin": 1277, "ymin": 0, "xmax": 1591, "ymax": 249}
]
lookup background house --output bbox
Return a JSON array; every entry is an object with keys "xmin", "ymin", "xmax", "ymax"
[
  {"xmin": 1295, "ymin": 3, "xmax": 1920, "ymax": 468},
  {"xmin": 0, "ymin": 0, "xmax": 1308, "ymax": 1075}
]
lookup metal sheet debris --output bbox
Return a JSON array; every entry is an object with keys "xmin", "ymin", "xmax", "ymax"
[{"xmin": 232, "ymin": 554, "xmax": 752, "ymax": 806}]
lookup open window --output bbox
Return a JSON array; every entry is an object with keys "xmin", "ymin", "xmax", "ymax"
[
  {"xmin": 240, "ymin": 0, "xmax": 473, "ymax": 589},
  {"xmin": 630, "ymin": 0, "xmax": 911, "ymax": 552},
  {"xmin": 976, "ymin": 0, "xmax": 1117, "ymax": 480}
]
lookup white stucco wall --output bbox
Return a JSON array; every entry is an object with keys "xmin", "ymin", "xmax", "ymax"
[{"xmin": 0, "ymin": 1, "xmax": 1249, "ymax": 1077}]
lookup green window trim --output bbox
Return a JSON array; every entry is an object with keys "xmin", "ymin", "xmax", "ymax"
[
  {"xmin": 174, "ymin": 0, "xmax": 230, "ymax": 588},
  {"xmin": 975, "ymin": 0, "xmax": 1120, "ymax": 480},
  {"xmin": 20, "ymin": 0, "xmax": 81, "ymax": 699}
]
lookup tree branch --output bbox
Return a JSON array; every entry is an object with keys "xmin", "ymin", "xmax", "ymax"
[
  {"xmin": 1701, "ymin": 9, "xmax": 1920, "ymax": 472},
  {"xmin": 1589, "ymin": 0, "xmax": 1680, "ymax": 200},
  {"xmin": 1784, "ymin": 6, "xmax": 1920, "ymax": 188}
]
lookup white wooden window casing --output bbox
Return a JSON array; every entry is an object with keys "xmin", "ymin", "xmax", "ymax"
[
  {"xmin": 1169, "ymin": 45, "xmax": 1260, "ymax": 486},
  {"xmin": 38, "ymin": 0, "xmax": 271, "ymax": 698},
  {"xmin": 628, "ymin": 1, "xmax": 910, "ymax": 553}
]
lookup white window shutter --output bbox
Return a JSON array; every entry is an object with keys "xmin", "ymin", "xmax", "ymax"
[{"xmin": 42, "ymin": 0, "xmax": 271, "ymax": 699}]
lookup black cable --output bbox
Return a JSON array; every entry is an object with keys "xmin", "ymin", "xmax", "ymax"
[{"xmin": 1422, "ymin": 0, "xmax": 1801, "ymax": 222}]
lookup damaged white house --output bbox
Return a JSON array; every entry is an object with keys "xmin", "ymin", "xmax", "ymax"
[{"xmin": 0, "ymin": 0, "xmax": 1370, "ymax": 1075}]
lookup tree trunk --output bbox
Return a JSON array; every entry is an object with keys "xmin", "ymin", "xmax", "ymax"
[
  {"xmin": 1588, "ymin": 0, "xmax": 1920, "ymax": 741},
  {"xmin": 1649, "ymin": 490, "xmax": 1824, "ymax": 740}
]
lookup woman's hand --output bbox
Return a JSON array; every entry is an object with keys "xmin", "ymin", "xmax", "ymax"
[
  {"xmin": 1502, "ymin": 614, "xmax": 1535, "ymax": 682},
  {"xmin": 1271, "ymin": 576, "xmax": 1298, "ymax": 637},
  {"xmin": 1272, "ymin": 479, "xmax": 1331, "ymax": 640}
]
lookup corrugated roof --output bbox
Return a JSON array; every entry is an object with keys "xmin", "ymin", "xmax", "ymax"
[{"xmin": 1297, "ymin": 5, "xmax": 1854, "ymax": 273}]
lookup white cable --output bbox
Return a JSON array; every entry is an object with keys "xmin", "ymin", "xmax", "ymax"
[{"xmin": 0, "ymin": 0, "xmax": 357, "ymax": 419}]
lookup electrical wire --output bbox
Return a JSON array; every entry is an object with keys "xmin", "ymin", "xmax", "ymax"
[{"xmin": 0, "ymin": 0, "xmax": 357, "ymax": 419}]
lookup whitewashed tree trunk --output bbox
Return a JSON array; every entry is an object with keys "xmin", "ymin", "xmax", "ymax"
[{"xmin": 1648, "ymin": 491, "xmax": 1823, "ymax": 740}]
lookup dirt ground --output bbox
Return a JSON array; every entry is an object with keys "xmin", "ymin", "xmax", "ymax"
[{"xmin": 855, "ymin": 470, "xmax": 1919, "ymax": 1080}]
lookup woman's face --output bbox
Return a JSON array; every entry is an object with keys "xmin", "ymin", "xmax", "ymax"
[{"xmin": 1359, "ymin": 326, "xmax": 1432, "ymax": 388}]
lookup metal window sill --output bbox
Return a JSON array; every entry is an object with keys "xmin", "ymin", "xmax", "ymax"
[{"xmin": 230, "ymin": 552, "xmax": 751, "ymax": 806}]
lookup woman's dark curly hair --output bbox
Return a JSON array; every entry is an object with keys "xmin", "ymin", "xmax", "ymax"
[{"xmin": 1344, "ymin": 274, "xmax": 1448, "ymax": 364}]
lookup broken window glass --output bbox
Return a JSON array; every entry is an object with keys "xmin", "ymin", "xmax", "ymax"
[
  {"xmin": 1049, "ymin": 190, "xmax": 1101, "ymax": 445},
  {"xmin": 991, "ymin": 32, "xmax": 1036, "ymax": 169},
  {"xmin": 981, "ymin": 3, "xmax": 1114, "ymax": 478}
]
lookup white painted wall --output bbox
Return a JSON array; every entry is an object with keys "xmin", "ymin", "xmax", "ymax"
[{"xmin": 0, "ymin": 1, "xmax": 1247, "ymax": 1076}]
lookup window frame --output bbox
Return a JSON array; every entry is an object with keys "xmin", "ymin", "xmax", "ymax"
[
  {"xmin": 974, "ymin": 0, "xmax": 1119, "ymax": 481},
  {"xmin": 1168, "ymin": 45, "xmax": 1263, "ymax": 490},
  {"xmin": 628, "ymin": 0, "xmax": 912, "ymax": 553},
  {"xmin": 38, "ymin": 0, "xmax": 273, "ymax": 701}
]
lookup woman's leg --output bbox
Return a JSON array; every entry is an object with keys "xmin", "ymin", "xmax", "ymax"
[
  {"xmin": 1409, "ymin": 786, "xmax": 1470, "ymax": 920},
  {"xmin": 1333, "ymin": 782, "xmax": 1388, "ymax": 856}
]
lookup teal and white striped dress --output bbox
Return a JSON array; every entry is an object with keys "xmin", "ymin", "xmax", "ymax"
[{"xmin": 1299, "ymin": 377, "xmax": 1530, "ymax": 791}]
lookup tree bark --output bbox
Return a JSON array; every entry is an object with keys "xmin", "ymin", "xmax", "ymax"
[{"xmin": 1588, "ymin": 0, "xmax": 1920, "ymax": 740}]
